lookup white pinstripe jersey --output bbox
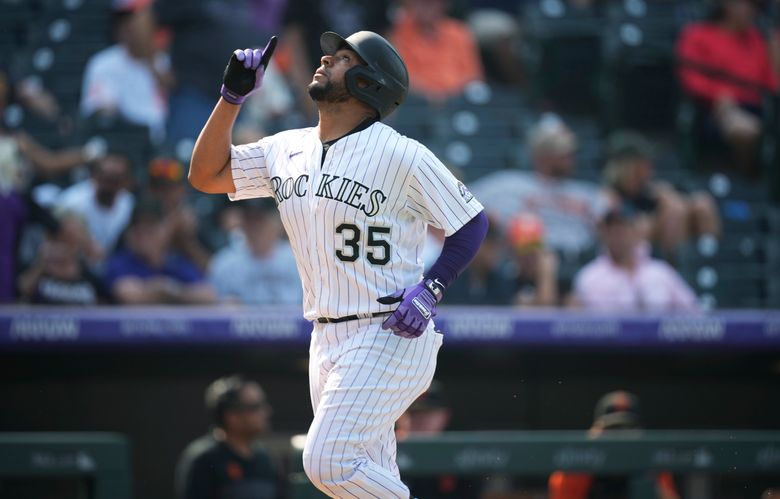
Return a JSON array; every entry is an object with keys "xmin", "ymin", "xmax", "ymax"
[{"xmin": 229, "ymin": 121, "xmax": 483, "ymax": 321}]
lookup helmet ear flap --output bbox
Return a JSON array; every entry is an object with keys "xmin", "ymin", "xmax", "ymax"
[
  {"xmin": 347, "ymin": 66, "xmax": 382, "ymax": 90},
  {"xmin": 344, "ymin": 65, "xmax": 384, "ymax": 117}
]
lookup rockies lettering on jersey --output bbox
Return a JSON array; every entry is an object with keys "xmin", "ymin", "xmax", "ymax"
[
  {"xmin": 272, "ymin": 173, "xmax": 388, "ymax": 217},
  {"xmin": 229, "ymin": 122, "xmax": 483, "ymax": 321}
]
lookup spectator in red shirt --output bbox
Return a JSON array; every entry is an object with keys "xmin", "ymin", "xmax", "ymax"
[{"xmin": 677, "ymin": 0, "xmax": 779, "ymax": 176}]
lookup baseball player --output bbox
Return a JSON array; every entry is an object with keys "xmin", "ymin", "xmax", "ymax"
[{"xmin": 189, "ymin": 31, "xmax": 488, "ymax": 498}]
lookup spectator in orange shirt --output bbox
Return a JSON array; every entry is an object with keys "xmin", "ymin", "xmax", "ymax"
[
  {"xmin": 549, "ymin": 391, "xmax": 680, "ymax": 499},
  {"xmin": 389, "ymin": 0, "xmax": 484, "ymax": 102},
  {"xmin": 676, "ymin": 0, "xmax": 779, "ymax": 176}
]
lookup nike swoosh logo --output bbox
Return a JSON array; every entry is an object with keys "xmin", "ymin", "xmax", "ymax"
[{"xmin": 289, "ymin": 151, "xmax": 303, "ymax": 158}]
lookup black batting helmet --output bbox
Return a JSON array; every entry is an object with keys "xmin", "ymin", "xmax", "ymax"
[{"xmin": 320, "ymin": 31, "xmax": 409, "ymax": 120}]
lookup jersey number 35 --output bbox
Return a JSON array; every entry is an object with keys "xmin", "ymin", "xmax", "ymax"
[{"xmin": 335, "ymin": 224, "xmax": 391, "ymax": 265}]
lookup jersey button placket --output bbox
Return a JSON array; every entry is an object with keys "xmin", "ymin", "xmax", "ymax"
[{"xmin": 309, "ymin": 142, "xmax": 327, "ymax": 296}]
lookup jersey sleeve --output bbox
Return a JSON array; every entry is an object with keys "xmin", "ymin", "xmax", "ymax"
[
  {"xmin": 406, "ymin": 146, "xmax": 484, "ymax": 236},
  {"xmin": 228, "ymin": 139, "xmax": 274, "ymax": 201}
]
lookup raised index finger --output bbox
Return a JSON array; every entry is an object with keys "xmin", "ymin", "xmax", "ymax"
[{"xmin": 260, "ymin": 35, "xmax": 278, "ymax": 69}]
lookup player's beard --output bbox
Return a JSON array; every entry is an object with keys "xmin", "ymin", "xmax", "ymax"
[{"xmin": 308, "ymin": 78, "xmax": 351, "ymax": 104}]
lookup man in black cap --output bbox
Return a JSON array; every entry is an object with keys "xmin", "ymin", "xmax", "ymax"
[
  {"xmin": 396, "ymin": 381, "xmax": 483, "ymax": 499},
  {"xmin": 175, "ymin": 375, "xmax": 279, "ymax": 499},
  {"xmin": 548, "ymin": 391, "xmax": 680, "ymax": 499}
]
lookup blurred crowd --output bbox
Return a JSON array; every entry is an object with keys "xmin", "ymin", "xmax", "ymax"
[{"xmin": 1, "ymin": 0, "xmax": 778, "ymax": 310}]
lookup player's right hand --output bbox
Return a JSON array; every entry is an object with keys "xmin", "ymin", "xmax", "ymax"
[
  {"xmin": 377, "ymin": 279, "xmax": 443, "ymax": 339},
  {"xmin": 220, "ymin": 35, "xmax": 278, "ymax": 105}
]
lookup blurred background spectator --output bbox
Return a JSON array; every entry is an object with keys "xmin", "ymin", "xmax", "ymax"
[
  {"xmin": 764, "ymin": 488, "xmax": 780, "ymax": 499},
  {"xmin": 397, "ymin": 381, "xmax": 482, "ymax": 499},
  {"xmin": 677, "ymin": 0, "xmax": 779, "ymax": 177},
  {"xmin": 471, "ymin": 113, "xmax": 608, "ymax": 259},
  {"xmin": 466, "ymin": 4, "xmax": 525, "ymax": 87},
  {"xmin": 1, "ymin": 62, "xmax": 71, "ymax": 143},
  {"xmin": 0, "ymin": 131, "xmax": 102, "ymax": 302},
  {"xmin": 603, "ymin": 130, "xmax": 721, "ymax": 258},
  {"xmin": 390, "ymin": 0, "xmax": 485, "ymax": 102},
  {"xmin": 80, "ymin": 0, "xmax": 172, "ymax": 144},
  {"xmin": 175, "ymin": 375, "xmax": 279, "ymax": 499},
  {"xmin": 506, "ymin": 213, "xmax": 560, "ymax": 307},
  {"xmin": 208, "ymin": 197, "xmax": 301, "ymax": 305},
  {"xmin": 548, "ymin": 390, "xmax": 681, "ymax": 499},
  {"xmin": 404, "ymin": 380, "xmax": 452, "ymax": 437},
  {"xmin": 569, "ymin": 204, "xmax": 700, "ymax": 312},
  {"xmin": 16, "ymin": 213, "xmax": 109, "ymax": 305},
  {"xmin": 103, "ymin": 201, "xmax": 216, "ymax": 304},
  {"xmin": 2, "ymin": 68, "xmax": 63, "ymax": 129},
  {"xmin": 55, "ymin": 152, "xmax": 135, "ymax": 261},
  {"xmin": 12, "ymin": 131, "xmax": 101, "ymax": 180},
  {"xmin": 2, "ymin": 61, "xmax": 106, "ymax": 179},
  {"xmin": 447, "ymin": 210, "xmax": 561, "ymax": 307},
  {"xmin": 146, "ymin": 155, "xmax": 212, "ymax": 272},
  {"xmin": 0, "ymin": 153, "xmax": 27, "ymax": 302}
]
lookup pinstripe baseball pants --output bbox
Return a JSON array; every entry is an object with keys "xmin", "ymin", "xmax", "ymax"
[{"xmin": 302, "ymin": 316, "xmax": 443, "ymax": 498}]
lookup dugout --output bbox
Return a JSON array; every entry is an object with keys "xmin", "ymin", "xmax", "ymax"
[
  {"xmin": 287, "ymin": 431, "xmax": 780, "ymax": 498},
  {"xmin": 0, "ymin": 432, "xmax": 131, "ymax": 499}
]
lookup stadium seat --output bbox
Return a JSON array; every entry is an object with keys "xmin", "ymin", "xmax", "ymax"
[
  {"xmin": 440, "ymin": 136, "xmax": 524, "ymax": 180},
  {"xmin": 76, "ymin": 113, "xmax": 154, "ymax": 182},
  {"xmin": 522, "ymin": 0, "xmax": 604, "ymax": 115},
  {"xmin": 678, "ymin": 232, "xmax": 769, "ymax": 308},
  {"xmin": 8, "ymin": 0, "xmax": 112, "ymax": 121},
  {"xmin": 386, "ymin": 96, "xmax": 435, "ymax": 142},
  {"xmin": 599, "ymin": 0, "xmax": 704, "ymax": 133},
  {"xmin": 0, "ymin": 0, "xmax": 34, "ymax": 48},
  {"xmin": 767, "ymin": 206, "xmax": 780, "ymax": 305}
]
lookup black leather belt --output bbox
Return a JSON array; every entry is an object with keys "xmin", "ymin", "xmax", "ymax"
[{"xmin": 316, "ymin": 311, "xmax": 392, "ymax": 324}]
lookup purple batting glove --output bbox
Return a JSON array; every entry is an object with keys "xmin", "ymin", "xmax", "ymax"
[
  {"xmin": 220, "ymin": 36, "xmax": 277, "ymax": 105},
  {"xmin": 377, "ymin": 279, "xmax": 445, "ymax": 339}
]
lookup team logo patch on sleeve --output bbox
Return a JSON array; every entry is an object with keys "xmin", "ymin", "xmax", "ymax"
[{"xmin": 457, "ymin": 181, "xmax": 474, "ymax": 202}]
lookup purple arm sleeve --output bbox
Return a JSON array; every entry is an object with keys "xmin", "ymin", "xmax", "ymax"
[{"xmin": 425, "ymin": 210, "xmax": 489, "ymax": 288}]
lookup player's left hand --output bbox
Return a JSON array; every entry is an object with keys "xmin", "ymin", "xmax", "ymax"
[{"xmin": 377, "ymin": 279, "xmax": 444, "ymax": 338}]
